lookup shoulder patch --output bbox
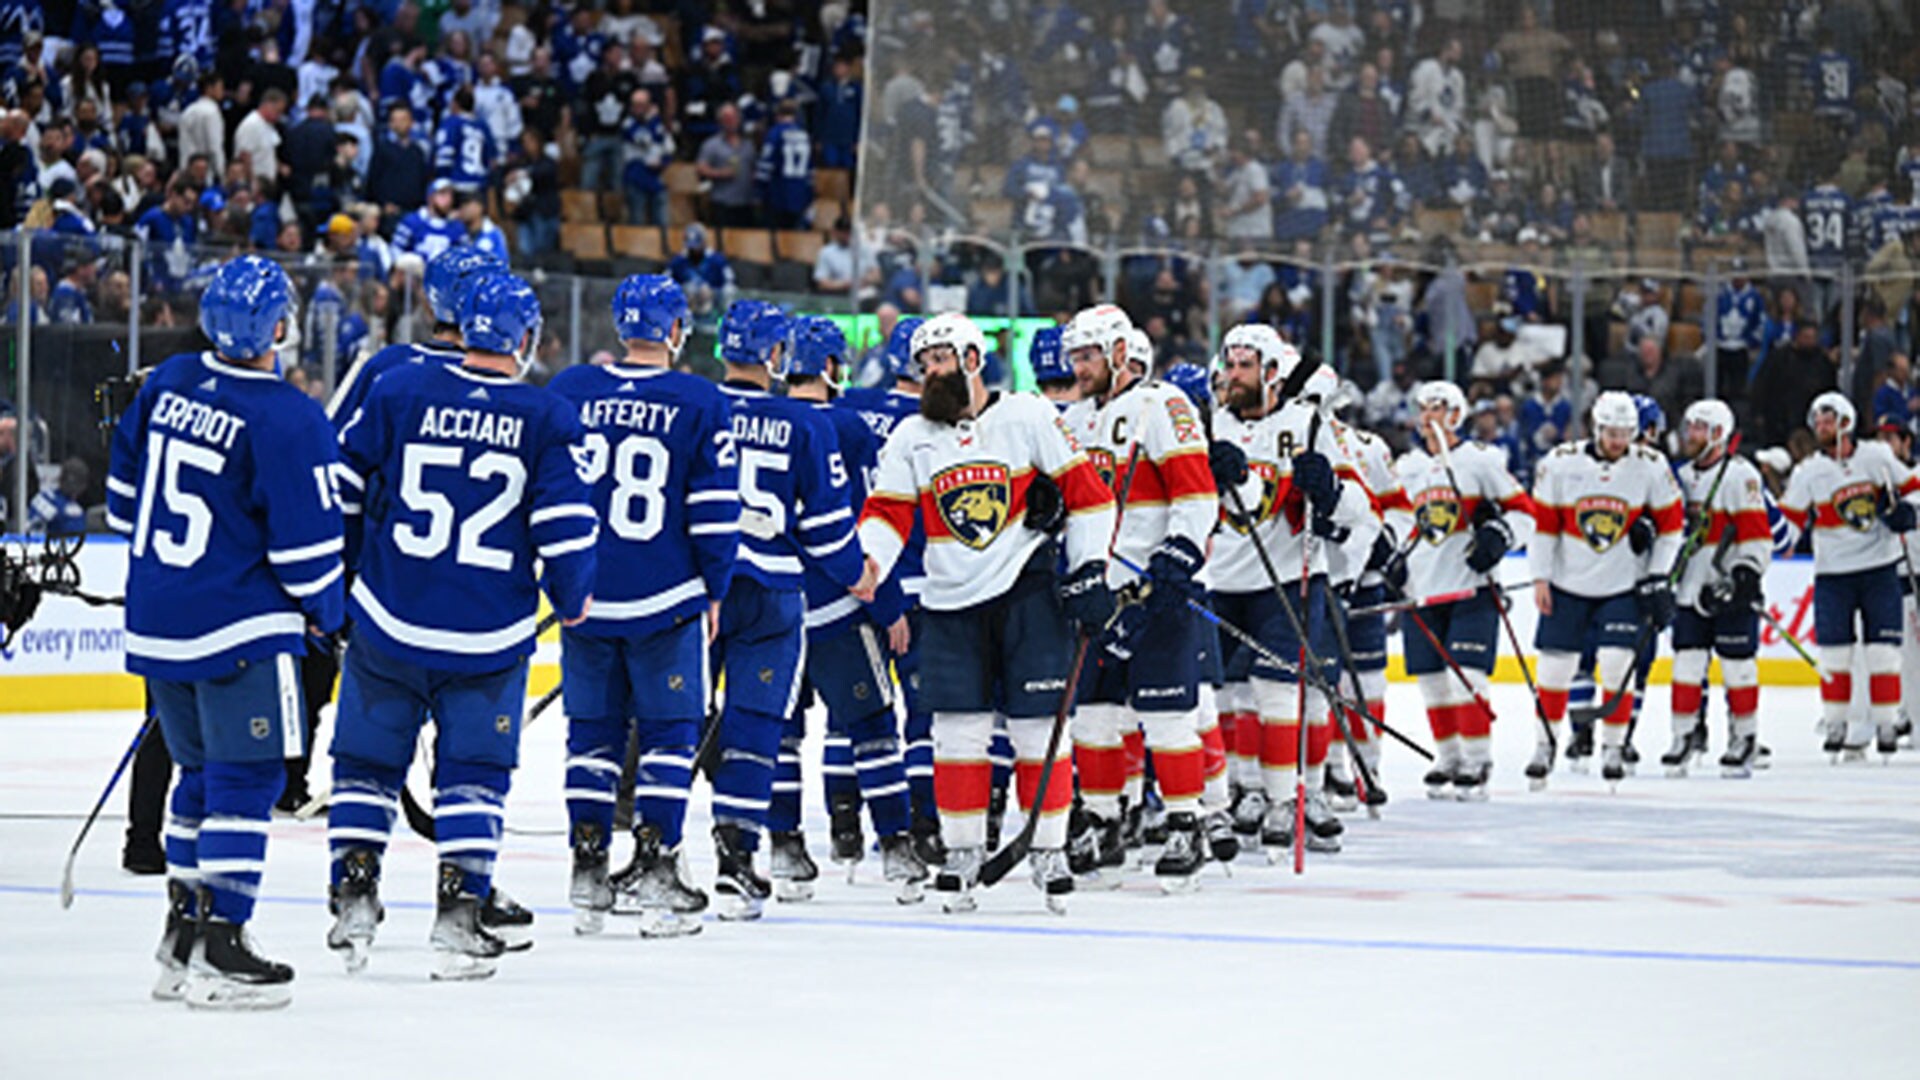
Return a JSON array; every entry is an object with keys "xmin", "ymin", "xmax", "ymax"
[
  {"xmin": 1164, "ymin": 394, "xmax": 1203, "ymax": 445},
  {"xmin": 1053, "ymin": 414, "xmax": 1083, "ymax": 453}
]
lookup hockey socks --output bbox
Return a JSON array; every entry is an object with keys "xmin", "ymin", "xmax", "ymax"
[
  {"xmin": 1070, "ymin": 702, "xmax": 1128, "ymax": 819},
  {"xmin": 1008, "ymin": 716, "xmax": 1072, "ymax": 850},
  {"xmin": 712, "ymin": 704, "xmax": 783, "ymax": 851},
  {"xmin": 327, "ymin": 758, "xmax": 402, "ymax": 887},
  {"xmin": 434, "ymin": 759, "xmax": 510, "ymax": 900},
  {"xmin": 932, "ymin": 711, "xmax": 995, "ymax": 849},
  {"xmin": 903, "ymin": 707, "xmax": 936, "ymax": 824},
  {"xmin": 173, "ymin": 760, "xmax": 280, "ymax": 926}
]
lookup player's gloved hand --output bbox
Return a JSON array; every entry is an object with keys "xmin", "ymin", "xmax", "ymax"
[
  {"xmin": 1636, "ymin": 574, "xmax": 1676, "ymax": 628},
  {"xmin": 1696, "ymin": 577, "xmax": 1733, "ymax": 618},
  {"xmin": 1367, "ymin": 531, "xmax": 1410, "ymax": 591},
  {"xmin": 1311, "ymin": 514, "xmax": 1350, "ymax": 542},
  {"xmin": 1628, "ymin": 514, "xmax": 1656, "ymax": 555},
  {"xmin": 1058, "ymin": 560, "xmax": 1116, "ymax": 630},
  {"xmin": 1465, "ymin": 516, "xmax": 1513, "ymax": 574},
  {"xmin": 1879, "ymin": 489, "xmax": 1918, "ymax": 533},
  {"xmin": 1024, "ymin": 469, "xmax": 1066, "ymax": 535},
  {"xmin": 1292, "ymin": 450, "xmax": 1340, "ymax": 516},
  {"xmin": 1728, "ymin": 563, "xmax": 1762, "ymax": 612},
  {"xmin": 1144, "ymin": 536, "xmax": 1204, "ymax": 613},
  {"xmin": 1208, "ymin": 439, "xmax": 1249, "ymax": 489}
]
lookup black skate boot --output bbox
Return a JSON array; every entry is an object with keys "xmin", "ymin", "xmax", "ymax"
[
  {"xmin": 1822, "ymin": 718, "xmax": 1847, "ymax": 762},
  {"xmin": 829, "ymin": 795, "xmax": 865, "ymax": 871},
  {"xmin": 1259, "ymin": 798, "xmax": 1294, "ymax": 859},
  {"xmin": 430, "ymin": 862, "xmax": 507, "ymax": 981},
  {"xmin": 1232, "ymin": 786, "xmax": 1268, "ymax": 836},
  {"xmin": 1877, "ymin": 720, "xmax": 1901, "ymax": 761},
  {"xmin": 1621, "ymin": 738, "xmax": 1641, "ymax": 774},
  {"xmin": 569, "ymin": 822, "xmax": 613, "ymax": 935},
  {"xmin": 481, "ymin": 887, "xmax": 534, "ymax": 952},
  {"xmin": 1525, "ymin": 740, "xmax": 1555, "ymax": 792},
  {"xmin": 880, "ymin": 832, "xmax": 930, "ymax": 904},
  {"xmin": 769, "ymin": 830, "xmax": 820, "ymax": 902},
  {"xmin": 1601, "ymin": 746, "xmax": 1627, "ymax": 790},
  {"xmin": 909, "ymin": 814, "xmax": 946, "ymax": 869},
  {"xmin": 1452, "ymin": 760, "xmax": 1491, "ymax": 802},
  {"xmin": 1140, "ymin": 798, "xmax": 1169, "ymax": 847},
  {"xmin": 1660, "ymin": 724, "xmax": 1702, "ymax": 776},
  {"xmin": 1566, "ymin": 719, "xmax": 1595, "ymax": 771},
  {"xmin": 1324, "ymin": 759, "xmax": 1359, "ymax": 812},
  {"xmin": 1029, "ymin": 848, "xmax": 1073, "ymax": 914},
  {"xmin": 1205, "ymin": 809, "xmax": 1240, "ymax": 863},
  {"xmin": 187, "ymin": 910, "xmax": 293, "ymax": 1010},
  {"xmin": 152, "ymin": 880, "xmax": 197, "ymax": 1001},
  {"xmin": 1153, "ymin": 812, "xmax": 1205, "ymax": 892},
  {"xmin": 123, "ymin": 833, "xmax": 166, "ymax": 876},
  {"xmin": 713, "ymin": 825, "xmax": 771, "ymax": 922},
  {"xmin": 985, "ymin": 786, "xmax": 1009, "ymax": 851},
  {"xmin": 1423, "ymin": 755, "xmax": 1457, "ymax": 799},
  {"xmin": 1303, "ymin": 790, "xmax": 1345, "ymax": 851},
  {"xmin": 1719, "ymin": 732, "xmax": 1758, "ymax": 778},
  {"xmin": 326, "ymin": 846, "xmax": 384, "ymax": 973},
  {"xmin": 612, "ymin": 823, "xmax": 708, "ymax": 937},
  {"xmin": 936, "ymin": 845, "xmax": 982, "ymax": 913}
]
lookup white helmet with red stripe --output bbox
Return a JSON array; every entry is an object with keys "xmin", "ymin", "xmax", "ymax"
[
  {"xmin": 1062, "ymin": 304, "xmax": 1137, "ymax": 376},
  {"xmin": 1682, "ymin": 399, "xmax": 1736, "ymax": 453},
  {"xmin": 1806, "ymin": 390, "xmax": 1855, "ymax": 435},
  {"xmin": 1412, "ymin": 380, "xmax": 1468, "ymax": 433},
  {"xmin": 1218, "ymin": 323, "xmax": 1309, "ymax": 396}
]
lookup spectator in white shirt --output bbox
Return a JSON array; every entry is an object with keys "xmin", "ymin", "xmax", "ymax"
[
  {"xmin": 178, "ymin": 72, "xmax": 228, "ymax": 180},
  {"xmin": 813, "ymin": 216, "xmax": 855, "ymax": 294},
  {"xmin": 234, "ymin": 88, "xmax": 289, "ymax": 184}
]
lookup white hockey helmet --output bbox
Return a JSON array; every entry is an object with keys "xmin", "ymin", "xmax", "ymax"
[
  {"xmin": 911, "ymin": 312, "xmax": 987, "ymax": 375},
  {"xmin": 1682, "ymin": 398, "xmax": 1736, "ymax": 452},
  {"xmin": 1062, "ymin": 304, "xmax": 1136, "ymax": 375},
  {"xmin": 1591, "ymin": 390, "xmax": 1640, "ymax": 435},
  {"xmin": 1806, "ymin": 390, "xmax": 1856, "ymax": 434},
  {"xmin": 1299, "ymin": 363, "xmax": 1342, "ymax": 413},
  {"xmin": 1127, "ymin": 328, "xmax": 1153, "ymax": 375},
  {"xmin": 1412, "ymin": 380, "xmax": 1468, "ymax": 433}
]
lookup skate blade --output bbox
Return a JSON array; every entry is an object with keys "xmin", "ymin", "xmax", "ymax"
[
  {"xmin": 152, "ymin": 965, "xmax": 189, "ymax": 1002},
  {"xmin": 1842, "ymin": 747, "xmax": 1868, "ymax": 763},
  {"xmin": 773, "ymin": 880, "xmax": 816, "ymax": 903},
  {"xmin": 490, "ymin": 928, "xmax": 534, "ymax": 952},
  {"xmin": 1157, "ymin": 873, "xmax": 1201, "ymax": 895},
  {"xmin": 328, "ymin": 933, "xmax": 373, "ymax": 974},
  {"xmin": 637, "ymin": 911, "xmax": 703, "ymax": 938},
  {"xmin": 940, "ymin": 892, "xmax": 978, "ymax": 914},
  {"xmin": 892, "ymin": 879, "xmax": 927, "ymax": 905},
  {"xmin": 1365, "ymin": 805, "xmax": 1382, "ymax": 820},
  {"xmin": 184, "ymin": 975, "xmax": 292, "ymax": 1010},
  {"xmin": 716, "ymin": 896, "xmax": 764, "ymax": 922},
  {"xmin": 1305, "ymin": 836, "xmax": 1341, "ymax": 854},
  {"xmin": 1044, "ymin": 895, "xmax": 1068, "ymax": 915},
  {"xmin": 429, "ymin": 950, "xmax": 498, "ymax": 981},
  {"xmin": 573, "ymin": 908, "xmax": 607, "ymax": 936},
  {"xmin": 1664, "ymin": 765, "xmax": 1687, "ymax": 778},
  {"xmin": 1527, "ymin": 776, "xmax": 1548, "ymax": 793},
  {"xmin": 1262, "ymin": 844, "xmax": 1293, "ymax": 865},
  {"xmin": 1424, "ymin": 784, "xmax": 1452, "ymax": 800},
  {"xmin": 1329, "ymin": 796, "xmax": 1359, "ymax": 813},
  {"xmin": 1453, "ymin": 787, "xmax": 1488, "ymax": 803},
  {"xmin": 1569, "ymin": 760, "xmax": 1590, "ymax": 774},
  {"xmin": 845, "ymin": 862, "xmax": 859, "ymax": 885},
  {"xmin": 1720, "ymin": 765, "xmax": 1752, "ymax": 779},
  {"xmin": 1606, "ymin": 780, "xmax": 1621, "ymax": 794}
]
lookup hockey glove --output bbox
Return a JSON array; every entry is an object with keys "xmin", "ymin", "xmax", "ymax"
[
  {"xmin": 1311, "ymin": 514, "xmax": 1351, "ymax": 542},
  {"xmin": 1879, "ymin": 489, "xmax": 1918, "ymax": 534},
  {"xmin": 1368, "ymin": 532, "xmax": 1411, "ymax": 591},
  {"xmin": 1292, "ymin": 450, "xmax": 1340, "ymax": 516},
  {"xmin": 1727, "ymin": 563, "xmax": 1762, "ymax": 612},
  {"xmin": 1025, "ymin": 469, "xmax": 1066, "ymax": 535},
  {"xmin": 1636, "ymin": 574, "xmax": 1677, "ymax": 628},
  {"xmin": 1627, "ymin": 514, "xmax": 1656, "ymax": 555},
  {"xmin": 1696, "ymin": 577, "xmax": 1734, "ymax": 618},
  {"xmin": 1465, "ymin": 516, "xmax": 1513, "ymax": 575},
  {"xmin": 1058, "ymin": 561, "xmax": 1116, "ymax": 631},
  {"xmin": 1208, "ymin": 439, "xmax": 1249, "ymax": 489},
  {"xmin": 1144, "ymin": 536, "xmax": 1204, "ymax": 613}
]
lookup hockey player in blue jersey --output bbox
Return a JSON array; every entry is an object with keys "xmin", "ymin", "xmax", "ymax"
[
  {"xmin": 546, "ymin": 275, "xmax": 739, "ymax": 938},
  {"xmin": 327, "ymin": 247, "xmax": 504, "ymax": 428},
  {"xmin": 108, "ymin": 255, "xmax": 345, "ymax": 1009},
  {"xmin": 326, "ymin": 271, "xmax": 597, "ymax": 980},
  {"xmin": 1029, "ymin": 324, "xmax": 1078, "ymax": 406},
  {"xmin": 769, "ymin": 316, "xmax": 929, "ymax": 902},
  {"xmin": 709, "ymin": 299, "xmax": 877, "ymax": 919},
  {"xmin": 392, "ymin": 180, "xmax": 471, "ymax": 262}
]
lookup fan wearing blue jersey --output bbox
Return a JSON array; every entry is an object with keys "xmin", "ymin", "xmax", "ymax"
[
  {"xmin": 326, "ymin": 272, "xmax": 597, "ymax": 981},
  {"xmin": 433, "ymin": 89, "xmax": 495, "ymax": 194},
  {"xmin": 108, "ymin": 256, "xmax": 344, "ymax": 1010},
  {"xmin": 770, "ymin": 317, "xmax": 928, "ymax": 903},
  {"xmin": 546, "ymin": 275, "xmax": 738, "ymax": 938},
  {"xmin": 709, "ymin": 300, "xmax": 878, "ymax": 920},
  {"xmin": 392, "ymin": 180, "xmax": 470, "ymax": 262}
]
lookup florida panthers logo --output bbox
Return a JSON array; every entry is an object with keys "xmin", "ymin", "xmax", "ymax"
[
  {"xmin": 1088, "ymin": 447, "xmax": 1117, "ymax": 489},
  {"xmin": 1412, "ymin": 487, "xmax": 1461, "ymax": 546},
  {"xmin": 1833, "ymin": 482, "xmax": 1880, "ymax": 532},
  {"xmin": 933, "ymin": 462, "xmax": 1012, "ymax": 549},
  {"xmin": 1226, "ymin": 461, "xmax": 1281, "ymax": 534},
  {"xmin": 1574, "ymin": 495, "xmax": 1631, "ymax": 553}
]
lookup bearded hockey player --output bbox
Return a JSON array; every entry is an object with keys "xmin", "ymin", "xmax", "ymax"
[
  {"xmin": 1778, "ymin": 392, "xmax": 1920, "ymax": 759},
  {"xmin": 1528, "ymin": 390, "xmax": 1684, "ymax": 790},
  {"xmin": 545, "ymin": 275, "xmax": 736, "ymax": 938},
  {"xmin": 858, "ymin": 312, "xmax": 1116, "ymax": 913},
  {"xmin": 328, "ymin": 271, "xmax": 596, "ymax": 980},
  {"xmin": 1393, "ymin": 381, "xmax": 1535, "ymax": 800},
  {"xmin": 1667, "ymin": 400, "xmax": 1771, "ymax": 778},
  {"xmin": 109, "ymin": 256, "xmax": 344, "ymax": 1009}
]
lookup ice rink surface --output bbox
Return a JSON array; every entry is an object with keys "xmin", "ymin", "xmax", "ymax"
[{"xmin": 4, "ymin": 683, "xmax": 1917, "ymax": 1080}]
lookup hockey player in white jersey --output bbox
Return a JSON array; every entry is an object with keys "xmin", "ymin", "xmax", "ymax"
[
  {"xmin": 1392, "ymin": 381, "xmax": 1536, "ymax": 799},
  {"xmin": 1529, "ymin": 391, "xmax": 1684, "ymax": 789},
  {"xmin": 1877, "ymin": 418, "xmax": 1920, "ymax": 746},
  {"xmin": 858, "ymin": 313, "xmax": 1117, "ymax": 912},
  {"xmin": 1059, "ymin": 306, "xmax": 1220, "ymax": 889},
  {"xmin": 1667, "ymin": 400, "xmax": 1772, "ymax": 778},
  {"xmin": 1777, "ymin": 393, "xmax": 1920, "ymax": 758}
]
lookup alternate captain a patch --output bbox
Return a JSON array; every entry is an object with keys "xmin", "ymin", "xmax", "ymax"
[
  {"xmin": 1574, "ymin": 495, "xmax": 1631, "ymax": 552},
  {"xmin": 1832, "ymin": 482, "xmax": 1880, "ymax": 532},
  {"xmin": 933, "ymin": 462, "xmax": 1012, "ymax": 549}
]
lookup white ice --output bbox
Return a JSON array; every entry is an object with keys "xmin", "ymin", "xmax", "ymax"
[{"xmin": 3, "ymin": 684, "xmax": 1917, "ymax": 1080}]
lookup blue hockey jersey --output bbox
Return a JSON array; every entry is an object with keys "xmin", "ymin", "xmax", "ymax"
[
  {"xmin": 433, "ymin": 114, "xmax": 494, "ymax": 190},
  {"xmin": 108, "ymin": 351, "xmax": 345, "ymax": 680},
  {"xmin": 336, "ymin": 361, "xmax": 597, "ymax": 673},
  {"xmin": 546, "ymin": 361, "xmax": 739, "ymax": 636},
  {"xmin": 838, "ymin": 387, "xmax": 926, "ymax": 598},
  {"xmin": 392, "ymin": 209, "xmax": 468, "ymax": 261},
  {"xmin": 719, "ymin": 382, "xmax": 862, "ymax": 594},
  {"xmin": 1802, "ymin": 184, "xmax": 1852, "ymax": 267},
  {"xmin": 754, "ymin": 120, "xmax": 815, "ymax": 218},
  {"xmin": 800, "ymin": 401, "xmax": 904, "ymax": 641},
  {"xmin": 327, "ymin": 337, "xmax": 465, "ymax": 429}
]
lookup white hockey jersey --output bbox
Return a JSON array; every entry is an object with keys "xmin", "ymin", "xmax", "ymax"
[
  {"xmin": 860, "ymin": 392, "xmax": 1115, "ymax": 611},
  {"xmin": 1778, "ymin": 440, "xmax": 1920, "ymax": 576},
  {"xmin": 1061, "ymin": 380, "xmax": 1218, "ymax": 589},
  {"xmin": 1392, "ymin": 439, "xmax": 1536, "ymax": 600},
  {"xmin": 1673, "ymin": 452, "xmax": 1771, "ymax": 607},
  {"xmin": 1529, "ymin": 441, "xmax": 1685, "ymax": 599},
  {"xmin": 1321, "ymin": 421, "xmax": 1404, "ymax": 588},
  {"xmin": 1211, "ymin": 400, "xmax": 1376, "ymax": 595}
]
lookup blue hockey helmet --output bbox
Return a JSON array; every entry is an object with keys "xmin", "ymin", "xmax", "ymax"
[
  {"xmin": 612, "ymin": 273, "xmax": 690, "ymax": 349},
  {"xmin": 1164, "ymin": 361, "xmax": 1212, "ymax": 410},
  {"xmin": 786, "ymin": 316, "xmax": 848, "ymax": 379},
  {"xmin": 200, "ymin": 255, "xmax": 294, "ymax": 361},
  {"xmin": 1633, "ymin": 393, "xmax": 1666, "ymax": 441},
  {"xmin": 1027, "ymin": 324, "xmax": 1071, "ymax": 384},
  {"xmin": 459, "ymin": 271, "xmax": 543, "ymax": 372},
  {"xmin": 882, "ymin": 316, "xmax": 925, "ymax": 379},
  {"xmin": 426, "ymin": 246, "xmax": 506, "ymax": 326},
  {"xmin": 719, "ymin": 299, "xmax": 792, "ymax": 366}
]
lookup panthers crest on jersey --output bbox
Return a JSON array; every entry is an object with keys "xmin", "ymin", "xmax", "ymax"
[
  {"xmin": 1391, "ymin": 441, "xmax": 1535, "ymax": 599},
  {"xmin": 1779, "ymin": 439, "xmax": 1920, "ymax": 576},
  {"xmin": 1529, "ymin": 442, "xmax": 1684, "ymax": 599}
]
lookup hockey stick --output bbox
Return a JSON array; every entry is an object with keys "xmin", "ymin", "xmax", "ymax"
[
  {"xmin": 1757, "ymin": 605, "xmax": 1819, "ymax": 669},
  {"xmin": 1382, "ymin": 577, "xmax": 1510, "ymax": 744},
  {"xmin": 396, "ymin": 680, "xmax": 568, "ymax": 840},
  {"xmin": 1347, "ymin": 581, "xmax": 1531, "ymax": 619},
  {"xmin": 59, "ymin": 716, "xmax": 155, "ymax": 908},
  {"xmin": 980, "ymin": 440, "xmax": 1145, "ymax": 888}
]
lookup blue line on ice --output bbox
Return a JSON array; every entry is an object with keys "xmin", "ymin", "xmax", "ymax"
[{"xmin": 9, "ymin": 883, "xmax": 1916, "ymax": 973}]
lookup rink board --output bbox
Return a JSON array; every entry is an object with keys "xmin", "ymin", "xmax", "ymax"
[{"xmin": 2, "ymin": 537, "xmax": 1843, "ymax": 711}]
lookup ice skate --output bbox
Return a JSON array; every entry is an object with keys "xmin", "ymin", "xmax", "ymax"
[
  {"xmin": 880, "ymin": 832, "xmax": 930, "ymax": 904},
  {"xmin": 1601, "ymin": 746, "xmax": 1626, "ymax": 792},
  {"xmin": 769, "ymin": 831, "xmax": 819, "ymax": 902},
  {"xmin": 186, "ymin": 917, "xmax": 293, "ymax": 1010},
  {"xmin": 1325, "ymin": 761, "xmax": 1358, "ymax": 812},
  {"xmin": 713, "ymin": 825, "xmax": 770, "ymax": 922},
  {"xmin": 985, "ymin": 786, "xmax": 1009, "ymax": 851},
  {"xmin": 1359, "ymin": 770, "xmax": 1389, "ymax": 813},
  {"xmin": 1720, "ymin": 733, "xmax": 1757, "ymax": 778},
  {"xmin": 1423, "ymin": 755, "xmax": 1458, "ymax": 799},
  {"xmin": 1029, "ymin": 848, "xmax": 1073, "ymax": 914},
  {"xmin": 1525, "ymin": 740, "xmax": 1555, "ymax": 792},
  {"xmin": 1452, "ymin": 760, "xmax": 1491, "ymax": 802},
  {"xmin": 1843, "ymin": 718, "xmax": 1874, "ymax": 762},
  {"xmin": 1231, "ymin": 787, "xmax": 1268, "ymax": 837},
  {"xmin": 1566, "ymin": 721, "xmax": 1594, "ymax": 772},
  {"xmin": 1621, "ymin": 738, "xmax": 1641, "ymax": 776},
  {"xmin": 326, "ymin": 846, "xmax": 383, "ymax": 973},
  {"xmin": 429, "ymin": 863, "xmax": 506, "ymax": 981},
  {"xmin": 1877, "ymin": 720, "xmax": 1901, "ymax": 762},
  {"xmin": 570, "ymin": 822, "xmax": 613, "ymax": 935},
  {"xmin": 829, "ymin": 796, "xmax": 864, "ymax": 880},
  {"xmin": 909, "ymin": 814, "xmax": 946, "ymax": 870},
  {"xmin": 1822, "ymin": 717, "xmax": 1847, "ymax": 762},
  {"xmin": 1896, "ymin": 712, "xmax": 1914, "ymax": 748},
  {"xmin": 936, "ymin": 845, "xmax": 982, "ymax": 913},
  {"xmin": 1204, "ymin": 809, "xmax": 1240, "ymax": 864},
  {"xmin": 152, "ymin": 880, "xmax": 197, "ymax": 1001},
  {"xmin": 1153, "ymin": 812, "xmax": 1205, "ymax": 892},
  {"xmin": 1068, "ymin": 808, "xmax": 1125, "ymax": 888},
  {"xmin": 1303, "ymin": 791, "xmax": 1343, "ymax": 852},
  {"xmin": 611, "ymin": 824, "xmax": 708, "ymax": 937},
  {"xmin": 481, "ymin": 887, "xmax": 534, "ymax": 952},
  {"xmin": 1661, "ymin": 723, "xmax": 1706, "ymax": 777}
]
